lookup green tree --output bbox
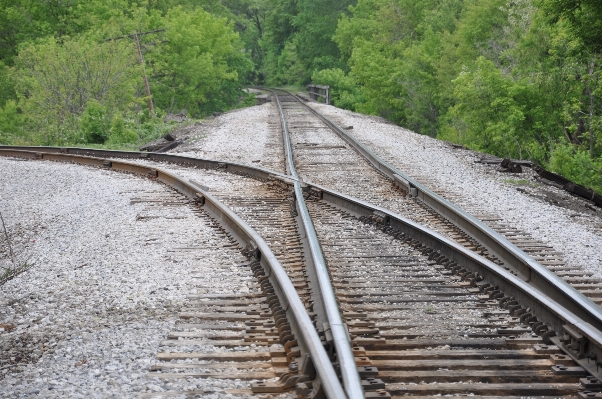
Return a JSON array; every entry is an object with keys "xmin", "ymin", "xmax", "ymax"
[
  {"xmin": 539, "ymin": 0, "xmax": 602, "ymax": 52},
  {"xmin": 14, "ymin": 35, "xmax": 139, "ymax": 144},
  {"xmin": 443, "ymin": 57, "xmax": 531, "ymax": 158},
  {"xmin": 148, "ymin": 7, "xmax": 252, "ymax": 117}
]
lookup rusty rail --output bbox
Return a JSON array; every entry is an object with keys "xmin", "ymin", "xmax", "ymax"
[
  {"xmin": 267, "ymin": 90, "xmax": 602, "ymax": 335},
  {"xmin": 0, "ymin": 149, "xmax": 347, "ymax": 398},
  {"xmin": 4, "ymin": 143, "xmax": 602, "ymax": 383}
]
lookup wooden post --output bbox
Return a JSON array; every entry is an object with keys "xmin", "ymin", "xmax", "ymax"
[
  {"xmin": 134, "ymin": 33, "xmax": 155, "ymax": 117},
  {"xmin": 307, "ymin": 85, "xmax": 330, "ymax": 104}
]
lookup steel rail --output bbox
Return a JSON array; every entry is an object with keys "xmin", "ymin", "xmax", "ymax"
[
  {"xmin": 5, "ymin": 147, "xmax": 602, "ymax": 380},
  {"xmin": 274, "ymin": 90, "xmax": 602, "ymax": 331},
  {"xmin": 270, "ymin": 90, "xmax": 364, "ymax": 399},
  {"xmin": 0, "ymin": 149, "xmax": 347, "ymax": 399},
  {"xmin": 306, "ymin": 182, "xmax": 602, "ymax": 380},
  {"xmin": 3, "ymin": 145, "xmax": 602, "ymax": 331},
  {"xmin": 0, "ymin": 145, "xmax": 293, "ymax": 183}
]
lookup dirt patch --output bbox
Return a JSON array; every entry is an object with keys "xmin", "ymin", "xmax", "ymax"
[{"xmin": 0, "ymin": 331, "xmax": 59, "ymax": 379}]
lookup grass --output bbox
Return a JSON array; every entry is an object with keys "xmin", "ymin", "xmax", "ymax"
[
  {"xmin": 1, "ymin": 262, "xmax": 32, "ymax": 286},
  {"xmin": 502, "ymin": 179, "xmax": 538, "ymax": 187}
]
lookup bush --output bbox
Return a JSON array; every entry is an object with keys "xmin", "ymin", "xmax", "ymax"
[
  {"xmin": 80, "ymin": 100, "xmax": 111, "ymax": 144},
  {"xmin": 0, "ymin": 100, "xmax": 24, "ymax": 144},
  {"xmin": 14, "ymin": 35, "xmax": 139, "ymax": 145},
  {"xmin": 311, "ymin": 68, "xmax": 364, "ymax": 111},
  {"xmin": 107, "ymin": 114, "xmax": 138, "ymax": 145},
  {"xmin": 548, "ymin": 142, "xmax": 602, "ymax": 192}
]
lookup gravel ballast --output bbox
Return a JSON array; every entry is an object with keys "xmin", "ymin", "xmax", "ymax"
[
  {"xmin": 304, "ymin": 102, "xmax": 602, "ymax": 277},
  {"xmin": 0, "ymin": 158, "xmax": 272, "ymax": 398},
  {"xmin": 175, "ymin": 104, "xmax": 285, "ymax": 174},
  {"xmin": 137, "ymin": 97, "xmax": 601, "ymax": 276}
]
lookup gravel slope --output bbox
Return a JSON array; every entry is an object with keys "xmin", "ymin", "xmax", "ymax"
[
  {"xmin": 174, "ymin": 103, "xmax": 285, "ymax": 174},
  {"xmin": 0, "ymin": 158, "xmax": 263, "ymax": 398},
  {"xmin": 305, "ymin": 102, "xmax": 602, "ymax": 276}
]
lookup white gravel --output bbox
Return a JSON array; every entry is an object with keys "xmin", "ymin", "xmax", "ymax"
[
  {"xmin": 305, "ymin": 102, "xmax": 602, "ymax": 277},
  {"xmin": 175, "ymin": 104, "xmax": 285, "ymax": 174},
  {"xmin": 0, "ymin": 158, "xmax": 266, "ymax": 398}
]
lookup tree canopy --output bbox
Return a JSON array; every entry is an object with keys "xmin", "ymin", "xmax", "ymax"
[
  {"xmin": 0, "ymin": 0, "xmax": 600, "ymax": 191},
  {"xmin": 0, "ymin": 0, "xmax": 254, "ymax": 147}
]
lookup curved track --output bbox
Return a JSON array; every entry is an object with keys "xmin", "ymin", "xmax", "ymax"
[{"xmin": 2, "ymin": 92, "xmax": 602, "ymax": 398}]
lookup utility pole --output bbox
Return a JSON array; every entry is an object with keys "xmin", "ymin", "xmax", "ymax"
[
  {"xmin": 107, "ymin": 29, "xmax": 166, "ymax": 117},
  {"xmin": 134, "ymin": 32, "xmax": 155, "ymax": 116}
]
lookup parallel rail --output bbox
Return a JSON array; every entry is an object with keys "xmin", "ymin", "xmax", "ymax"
[
  {"xmin": 272, "ymin": 89, "xmax": 602, "ymax": 328},
  {"xmin": 263, "ymin": 90, "xmax": 602, "ymax": 329},
  {"xmin": 273, "ymin": 92, "xmax": 365, "ymax": 398}
]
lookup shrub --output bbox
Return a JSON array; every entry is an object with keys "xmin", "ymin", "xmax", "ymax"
[
  {"xmin": 107, "ymin": 114, "xmax": 138, "ymax": 145},
  {"xmin": 548, "ymin": 142, "xmax": 602, "ymax": 192},
  {"xmin": 80, "ymin": 100, "xmax": 111, "ymax": 144}
]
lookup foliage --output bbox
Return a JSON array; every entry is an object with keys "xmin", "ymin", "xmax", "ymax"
[
  {"xmin": 0, "ymin": 1, "xmax": 254, "ymax": 147},
  {"xmin": 0, "ymin": 100, "xmax": 23, "ymax": 145},
  {"xmin": 148, "ymin": 7, "xmax": 252, "ymax": 118},
  {"xmin": 80, "ymin": 100, "xmax": 112, "ymax": 144},
  {"xmin": 539, "ymin": 0, "xmax": 602, "ymax": 53},
  {"xmin": 312, "ymin": 68, "xmax": 364, "ymax": 110},
  {"xmin": 13, "ymin": 35, "xmax": 139, "ymax": 145},
  {"xmin": 1, "ymin": 0, "xmax": 601, "ymax": 191},
  {"xmin": 548, "ymin": 142, "xmax": 602, "ymax": 192},
  {"xmin": 306, "ymin": 0, "xmax": 602, "ymax": 191},
  {"xmin": 260, "ymin": 0, "xmax": 354, "ymax": 85},
  {"xmin": 107, "ymin": 114, "xmax": 139, "ymax": 145}
]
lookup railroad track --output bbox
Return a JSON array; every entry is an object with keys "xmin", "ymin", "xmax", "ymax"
[
  {"xmin": 265, "ymin": 90, "xmax": 602, "ymax": 312},
  {"xmin": 2, "ymin": 91, "xmax": 602, "ymax": 398},
  {"xmin": 0, "ymin": 152, "xmax": 348, "ymax": 398},
  {"xmin": 270, "ymin": 89, "xmax": 602, "ymax": 397}
]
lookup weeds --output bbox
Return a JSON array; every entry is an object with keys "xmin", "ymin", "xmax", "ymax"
[
  {"xmin": 502, "ymin": 179, "xmax": 538, "ymax": 187},
  {"xmin": 0, "ymin": 210, "xmax": 33, "ymax": 286}
]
